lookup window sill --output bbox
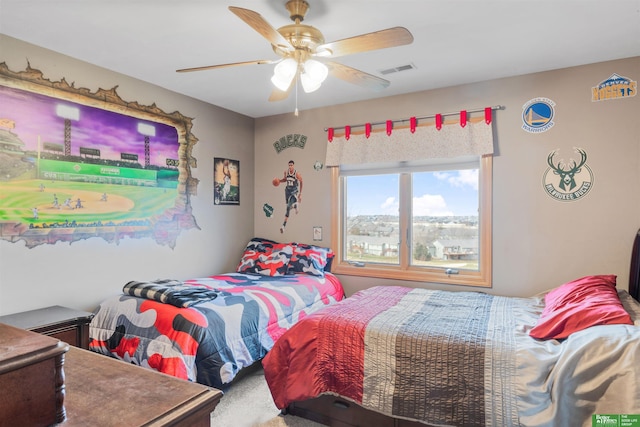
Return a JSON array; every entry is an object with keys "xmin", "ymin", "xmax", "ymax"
[{"xmin": 332, "ymin": 262, "xmax": 492, "ymax": 288}]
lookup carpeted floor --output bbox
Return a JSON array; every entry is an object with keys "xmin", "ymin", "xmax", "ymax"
[{"xmin": 210, "ymin": 367, "xmax": 324, "ymax": 427}]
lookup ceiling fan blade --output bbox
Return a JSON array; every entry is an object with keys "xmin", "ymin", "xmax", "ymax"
[
  {"xmin": 229, "ymin": 6, "xmax": 294, "ymax": 52},
  {"xmin": 327, "ymin": 61, "xmax": 390, "ymax": 91},
  {"xmin": 176, "ymin": 59, "xmax": 276, "ymax": 73},
  {"xmin": 317, "ymin": 27, "xmax": 413, "ymax": 58}
]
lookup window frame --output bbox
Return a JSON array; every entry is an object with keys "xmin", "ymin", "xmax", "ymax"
[{"xmin": 330, "ymin": 155, "xmax": 492, "ymax": 288}]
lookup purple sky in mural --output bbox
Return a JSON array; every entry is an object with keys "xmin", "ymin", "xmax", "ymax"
[{"xmin": 0, "ymin": 85, "xmax": 178, "ymax": 166}]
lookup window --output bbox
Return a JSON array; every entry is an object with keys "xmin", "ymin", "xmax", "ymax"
[{"xmin": 330, "ymin": 156, "xmax": 492, "ymax": 287}]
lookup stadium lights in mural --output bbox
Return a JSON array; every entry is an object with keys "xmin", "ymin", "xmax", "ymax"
[{"xmin": 0, "ymin": 63, "xmax": 199, "ymax": 248}]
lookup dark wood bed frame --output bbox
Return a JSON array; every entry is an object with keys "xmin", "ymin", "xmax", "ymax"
[
  {"xmin": 283, "ymin": 228, "xmax": 640, "ymax": 427},
  {"xmin": 629, "ymin": 228, "xmax": 640, "ymax": 301}
]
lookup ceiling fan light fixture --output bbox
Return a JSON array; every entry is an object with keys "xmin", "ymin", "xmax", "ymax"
[
  {"xmin": 303, "ymin": 59, "xmax": 328, "ymax": 82},
  {"xmin": 300, "ymin": 72, "xmax": 322, "ymax": 93},
  {"xmin": 271, "ymin": 72, "xmax": 295, "ymax": 91},
  {"xmin": 271, "ymin": 58, "xmax": 297, "ymax": 91},
  {"xmin": 300, "ymin": 59, "xmax": 328, "ymax": 93}
]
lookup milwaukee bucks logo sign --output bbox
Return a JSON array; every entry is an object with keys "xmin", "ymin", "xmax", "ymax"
[{"xmin": 543, "ymin": 148, "xmax": 593, "ymax": 202}]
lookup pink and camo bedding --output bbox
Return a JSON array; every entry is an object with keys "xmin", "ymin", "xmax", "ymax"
[
  {"xmin": 89, "ymin": 271, "xmax": 344, "ymax": 389},
  {"xmin": 264, "ymin": 279, "xmax": 640, "ymax": 427}
]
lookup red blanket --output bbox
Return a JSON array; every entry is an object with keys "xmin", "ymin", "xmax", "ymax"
[{"xmin": 263, "ymin": 286, "xmax": 411, "ymax": 407}]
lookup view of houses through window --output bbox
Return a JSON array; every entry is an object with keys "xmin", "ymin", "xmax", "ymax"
[
  {"xmin": 344, "ymin": 166, "xmax": 480, "ymax": 272},
  {"xmin": 410, "ymin": 215, "xmax": 479, "ymax": 271}
]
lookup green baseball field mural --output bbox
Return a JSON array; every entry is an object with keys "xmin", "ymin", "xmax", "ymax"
[{"xmin": 0, "ymin": 63, "xmax": 199, "ymax": 248}]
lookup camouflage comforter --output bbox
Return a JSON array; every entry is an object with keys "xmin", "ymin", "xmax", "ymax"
[{"xmin": 89, "ymin": 272, "xmax": 344, "ymax": 389}]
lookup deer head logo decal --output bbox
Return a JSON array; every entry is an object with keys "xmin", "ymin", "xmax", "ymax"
[
  {"xmin": 547, "ymin": 148, "xmax": 587, "ymax": 191},
  {"xmin": 543, "ymin": 148, "xmax": 593, "ymax": 202}
]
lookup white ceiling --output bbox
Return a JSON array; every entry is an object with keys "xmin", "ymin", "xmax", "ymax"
[{"xmin": 2, "ymin": 0, "xmax": 639, "ymax": 118}]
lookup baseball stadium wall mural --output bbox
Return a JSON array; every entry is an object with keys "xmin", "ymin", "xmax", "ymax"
[{"xmin": 0, "ymin": 63, "xmax": 200, "ymax": 248}]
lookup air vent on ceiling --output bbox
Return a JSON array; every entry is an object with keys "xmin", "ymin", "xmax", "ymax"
[{"xmin": 379, "ymin": 63, "xmax": 416, "ymax": 75}]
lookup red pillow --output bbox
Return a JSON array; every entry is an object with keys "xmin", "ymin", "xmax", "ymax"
[{"xmin": 529, "ymin": 275, "xmax": 633, "ymax": 340}]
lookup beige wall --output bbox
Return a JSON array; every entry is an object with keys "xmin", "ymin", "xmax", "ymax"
[
  {"xmin": 255, "ymin": 57, "xmax": 640, "ymax": 298},
  {"xmin": 0, "ymin": 35, "xmax": 256, "ymax": 315},
  {"xmin": 1, "ymin": 33, "xmax": 638, "ymax": 315}
]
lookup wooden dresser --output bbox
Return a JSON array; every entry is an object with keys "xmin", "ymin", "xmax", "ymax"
[
  {"xmin": 0, "ymin": 324, "xmax": 69, "ymax": 427},
  {"xmin": 0, "ymin": 323, "xmax": 223, "ymax": 427},
  {"xmin": 61, "ymin": 346, "xmax": 222, "ymax": 426}
]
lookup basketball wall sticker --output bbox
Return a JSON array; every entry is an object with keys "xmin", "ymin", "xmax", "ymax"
[
  {"xmin": 543, "ymin": 147, "xmax": 593, "ymax": 202},
  {"xmin": 591, "ymin": 73, "xmax": 637, "ymax": 102},
  {"xmin": 268, "ymin": 133, "xmax": 308, "ymax": 226},
  {"xmin": 272, "ymin": 133, "xmax": 307, "ymax": 153},
  {"xmin": 274, "ymin": 159, "xmax": 303, "ymax": 234},
  {"xmin": 522, "ymin": 97, "xmax": 555, "ymax": 133}
]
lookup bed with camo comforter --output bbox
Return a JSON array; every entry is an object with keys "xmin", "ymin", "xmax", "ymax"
[{"xmin": 89, "ymin": 271, "xmax": 344, "ymax": 390}]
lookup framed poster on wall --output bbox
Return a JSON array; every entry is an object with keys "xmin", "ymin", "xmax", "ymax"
[{"xmin": 214, "ymin": 157, "xmax": 239, "ymax": 205}]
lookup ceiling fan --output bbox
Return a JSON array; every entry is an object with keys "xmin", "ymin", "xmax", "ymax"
[{"xmin": 176, "ymin": 0, "xmax": 414, "ymax": 102}]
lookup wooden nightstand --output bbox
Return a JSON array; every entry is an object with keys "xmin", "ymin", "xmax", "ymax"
[{"xmin": 0, "ymin": 305, "xmax": 94, "ymax": 349}]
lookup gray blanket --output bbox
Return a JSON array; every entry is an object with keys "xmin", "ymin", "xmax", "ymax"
[
  {"xmin": 362, "ymin": 289, "xmax": 520, "ymax": 426},
  {"xmin": 123, "ymin": 279, "xmax": 219, "ymax": 307}
]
